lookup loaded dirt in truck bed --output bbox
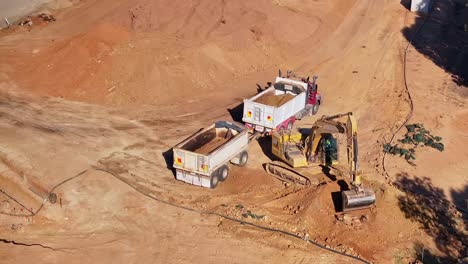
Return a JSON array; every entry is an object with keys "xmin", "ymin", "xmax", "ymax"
[
  {"xmin": 254, "ymin": 92, "xmax": 295, "ymax": 107},
  {"xmin": 190, "ymin": 127, "xmax": 235, "ymax": 155},
  {"xmin": 193, "ymin": 137, "xmax": 229, "ymax": 155}
]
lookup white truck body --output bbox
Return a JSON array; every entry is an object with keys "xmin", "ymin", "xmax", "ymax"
[
  {"xmin": 242, "ymin": 77, "xmax": 308, "ymax": 132},
  {"xmin": 173, "ymin": 121, "xmax": 248, "ymax": 188}
]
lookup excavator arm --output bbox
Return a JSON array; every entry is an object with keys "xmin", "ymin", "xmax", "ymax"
[
  {"xmin": 341, "ymin": 113, "xmax": 376, "ymax": 211},
  {"xmin": 267, "ymin": 112, "xmax": 375, "ymax": 212},
  {"xmin": 305, "ymin": 112, "xmax": 375, "ymax": 211}
]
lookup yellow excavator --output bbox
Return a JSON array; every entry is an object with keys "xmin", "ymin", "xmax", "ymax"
[{"xmin": 266, "ymin": 112, "xmax": 376, "ymax": 211}]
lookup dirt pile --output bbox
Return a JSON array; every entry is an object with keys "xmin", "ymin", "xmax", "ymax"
[
  {"xmin": 3, "ymin": 0, "xmax": 324, "ymax": 106},
  {"xmin": 11, "ymin": 23, "xmax": 130, "ymax": 104},
  {"xmin": 193, "ymin": 137, "xmax": 228, "ymax": 155},
  {"xmin": 255, "ymin": 92, "xmax": 295, "ymax": 107}
]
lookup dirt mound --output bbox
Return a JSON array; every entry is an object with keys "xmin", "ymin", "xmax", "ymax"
[
  {"xmin": 4, "ymin": 0, "xmax": 323, "ymax": 106},
  {"xmin": 13, "ymin": 23, "xmax": 129, "ymax": 103},
  {"xmin": 255, "ymin": 92, "xmax": 295, "ymax": 107},
  {"xmin": 193, "ymin": 137, "xmax": 228, "ymax": 155}
]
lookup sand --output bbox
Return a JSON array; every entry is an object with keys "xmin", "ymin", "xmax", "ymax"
[
  {"xmin": 255, "ymin": 93, "xmax": 295, "ymax": 107},
  {"xmin": 193, "ymin": 137, "xmax": 228, "ymax": 155}
]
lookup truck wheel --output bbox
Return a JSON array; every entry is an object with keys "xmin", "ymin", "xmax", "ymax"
[
  {"xmin": 312, "ymin": 102, "xmax": 320, "ymax": 115},
  {"xmin": 295, "ymin": 111, "xmax": 304, "ymax": 120},
  {"xmin": 287, "ymin": 121, "xmax": 293, "ymax": 131},
  {"xmin": 218, "ymin": 165, "xmax": 229, "ymax": 181},
  {"xmin": 210, "ymin": 173, "xmax": 220, "ymax": 188},
  {"xmin": 278, "ymin": 126, "xmax": 285, "ymax": 134},
  {"xmin": 238, "ymin": 151, "xmax": 248, "ymax": 167}
]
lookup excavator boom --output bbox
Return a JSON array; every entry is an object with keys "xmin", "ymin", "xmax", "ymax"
[
  {"xmin": 332, "ymin": 113, "xmax": 375, "ymax": 211},
  {"xmin": 267, "ymin": 112, "xmax": 376, "ymax": 212}
]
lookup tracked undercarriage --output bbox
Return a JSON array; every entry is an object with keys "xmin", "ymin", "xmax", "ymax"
[{"xmin": 264, "ymin": 161, "xmax": 327, "ymax": 187}]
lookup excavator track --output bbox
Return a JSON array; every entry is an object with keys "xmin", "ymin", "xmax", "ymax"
[{"xmin": 265, "ymin": 161, "xmax": 311, "ymax": 186}]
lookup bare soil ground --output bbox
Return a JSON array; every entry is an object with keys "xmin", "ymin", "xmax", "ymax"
[{"xmin": 0, "ymin": 0, "xmax": 466, "ymax": 263}]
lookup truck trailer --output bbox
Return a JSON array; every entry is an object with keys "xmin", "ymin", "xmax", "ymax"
[
  {"xmin": 242, "ymin": 73, "xmax": 321, "ymax": 134},
  {"xmin": 173, "ymin": 121, "xmax": 249, "ymax": 188}
]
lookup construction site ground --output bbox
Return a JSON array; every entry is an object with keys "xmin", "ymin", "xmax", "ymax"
[{"xmin": 0, "ymin": 0, "xmax": 467, "ymax": 263}]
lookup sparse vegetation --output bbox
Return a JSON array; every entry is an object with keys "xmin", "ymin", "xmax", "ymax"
[{"xmin": 383, "ymin": 124, "xmax": 444, "ymax": 162}]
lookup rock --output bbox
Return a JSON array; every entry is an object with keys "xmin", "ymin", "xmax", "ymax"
[
  {"xmin": 342, "ymin": 214, "xmax": 352, "ymax": 225},
  {"xmin": 294, "ymin": 210, "xmax": 299, "ymax": 214},
  {"xmin": 38, "ymin": 13, "xmax": 56, "ymax": 22},
  {"xmin": 11, "ymin": 223, "xmax": 23, "ymax": 230},
  {"xmin": 335, "ymin": 214, "xmax": 344, "ymax": 221}
]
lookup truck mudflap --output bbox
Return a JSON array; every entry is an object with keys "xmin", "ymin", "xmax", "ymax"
[
  {"xmin": 176, "ymin": 169, "xmax": 211, "ymax": 188},
  {"xmin": 255, "ymin": 124, "xmax": 269, "ymax": 132},
  {"xmin": 276, "ymin": 116, "xmax": 296, "ymax": 131}
]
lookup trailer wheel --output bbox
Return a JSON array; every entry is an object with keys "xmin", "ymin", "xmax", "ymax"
[
  {"xmin": 210, "ymin": 172, "xmax": 220, "ymax": 188},
  {"xmin": 312, "ymin": 102, "xmax": 320, "ymax": 115},
  {"xmin": 238, "ymin": 151, "xmax": 249, "ymax": 167},
  {"xmin": 218, "ymin": 165, "xmax": 229, "ymax": 182}
]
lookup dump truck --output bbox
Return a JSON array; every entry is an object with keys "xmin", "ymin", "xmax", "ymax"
[
  {"xmin": 242, "ymin": 71, "xmax": 321, "ymax": 134},
  {"xmin": 173, "ymin": 121, "xmax": 249, "ymax": 188}
]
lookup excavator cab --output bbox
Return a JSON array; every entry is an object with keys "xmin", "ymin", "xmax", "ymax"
[
  {"xmin": 322, "ymin": 134, "xmax": 338, "ymax": 166},
  {"xmin": 308, "ymin": 134, "xmax": 338, "ymax": 166}
]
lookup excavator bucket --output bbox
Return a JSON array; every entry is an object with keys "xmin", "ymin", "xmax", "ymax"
[{"xmin": 341, "ymin": 188, "xmax": 376, "ymax": 212}]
